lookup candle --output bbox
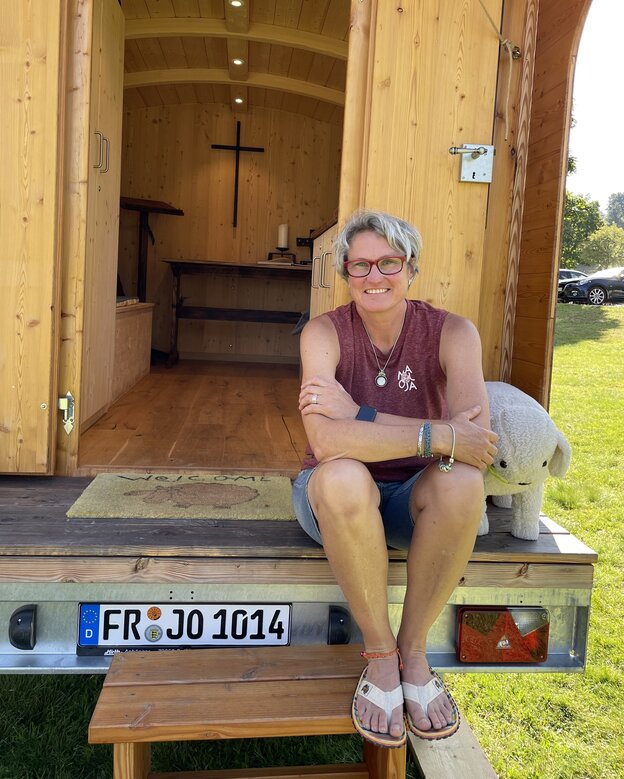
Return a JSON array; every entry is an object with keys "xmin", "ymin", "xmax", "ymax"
[{"xmin": 277, "ymin": 223, "xmax": 289, "ymax": 249}]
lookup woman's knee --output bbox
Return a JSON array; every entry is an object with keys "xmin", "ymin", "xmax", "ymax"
[
  {"xmin": 309, "ymin": 459, "xmax": 379, "ymax": 519},
  {"xmin": 413, "ymin": 463, "xmax": 484, "ymax": 523}
]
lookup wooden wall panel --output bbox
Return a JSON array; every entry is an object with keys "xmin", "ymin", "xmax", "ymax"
[
  {"xmin": 512, "ymin": 0, "xmax": 592, "ymax": 405},
  {"xmin": 0, "ymin": 0, "xmax": 65, "ymax": 473},
  {"xmin": 118, "ymin": 103, "xmax": 341, "ymax": 357}
]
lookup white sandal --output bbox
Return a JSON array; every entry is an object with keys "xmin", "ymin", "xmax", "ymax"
[
  {"xmin": 402, "ymin": 669, "xmax": 460, "ymax": 740},
  {"xmin": 351, "ymin": 648, "xmax": 406, "ymax": 748}
]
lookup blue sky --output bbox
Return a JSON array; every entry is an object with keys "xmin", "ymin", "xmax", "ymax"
[{"xmin": 567, "ymin": 0, "xmax": 624, "ymax": 212}]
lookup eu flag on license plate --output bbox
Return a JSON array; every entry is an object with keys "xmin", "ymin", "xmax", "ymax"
[{"xmin": 79, "ymin": 605, "xmax": 100, "ymax": 645}]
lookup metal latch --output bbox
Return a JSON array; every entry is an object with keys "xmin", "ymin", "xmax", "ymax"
[
  {"xmin": 449, "ymin": 144, "xmax": 495, "ymax": 183},
  {"xmin": 58, "ymin": 392, "xmax": 75, "ymax": 434}
]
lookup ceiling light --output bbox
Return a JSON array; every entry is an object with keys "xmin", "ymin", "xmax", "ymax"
[
  {"xmin": 232, "ymin": 58, "xmax": 245, "ymax": 66},
  {"xmin": 229, "ymin": 0, "xmax": 244, "ymax": 7},
  {"xmin": 234, "ymin": 97, "xmax": 244, "ymax": 104}
]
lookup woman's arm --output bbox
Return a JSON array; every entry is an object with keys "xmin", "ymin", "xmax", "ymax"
[
  {"xmin": 299, "ymin": 316, "xmax": 423, "ymax": 463},
  {"xmin": 299, "ymin": 312, "xmax": 497, "ymax": 467},
  {"xmin": 438, "ymin": 313, "xmax": 497, "ymax": 468}
]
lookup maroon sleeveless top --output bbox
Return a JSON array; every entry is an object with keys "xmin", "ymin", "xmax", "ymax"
[{"xmin": 301, "ymin": 300, "xmax": 449, "ymax": 482}]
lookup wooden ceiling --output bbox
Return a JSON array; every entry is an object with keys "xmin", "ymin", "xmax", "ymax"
[{"xmin": 121, "ymin": 0, "xmax": 349, "ymax": 123}]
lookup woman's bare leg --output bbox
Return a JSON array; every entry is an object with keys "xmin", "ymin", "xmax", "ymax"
[
  {"xmin": 308, "ymin": 458, "xmax": 404, "ymax": 739},
  {"xmin": 397, "ymin": 463, "xmax": 484, "ymax": 731}
]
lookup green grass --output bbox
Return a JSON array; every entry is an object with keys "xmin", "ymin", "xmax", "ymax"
[
  {"xmin": 0, "ymin": 304, "xmax": 622, "ymax": 778},
  {"xmin": 449, "ymin": 303, "xmax": 624, "ymax": 779}
]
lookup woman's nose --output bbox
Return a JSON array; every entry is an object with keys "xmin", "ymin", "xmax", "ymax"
[{"xmin": 367, "ymin": 263, "xmax": 385, "ymax": 280}]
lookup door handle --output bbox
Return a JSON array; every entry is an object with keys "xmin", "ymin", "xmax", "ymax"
[
  {"xmin": 319, "ymin": 252, "xmax": 332, "ymax": 289},
  {"xmin": 311, "ymin": 255, "xmax": 321, "ymax": 288},
  {"xmin": 103, "ymin": 136, "xmax": 110, "ymax": 173},
  {"xmin": 93, "ymin": 131, "xmax": 103, "ymax": 169}
]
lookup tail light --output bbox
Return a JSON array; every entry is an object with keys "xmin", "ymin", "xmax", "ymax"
[{"xmin": 457, "ymin": 607, "xmax": 549, "ymax": 663}]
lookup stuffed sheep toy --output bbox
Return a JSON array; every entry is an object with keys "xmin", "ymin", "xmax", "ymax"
[{"xmin": 479, "ymin": 381, "xmax": 572, "ymax": 541}]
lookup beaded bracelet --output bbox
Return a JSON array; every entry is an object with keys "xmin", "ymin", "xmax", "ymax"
[
  {"xmin": 417, "ymin": 421, "xmax": 433, "ymax": 458},
  {"xmin": 417, "ymin": 423, "xmax": 425, "ymax": 457},
  {"xmin": 423, "ymin": 420, "xmax": 432, "ymax": 458}
]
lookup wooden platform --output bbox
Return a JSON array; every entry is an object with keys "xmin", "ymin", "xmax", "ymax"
[{"xmin": 0, "ymin": 476, "xmax": 597, "ymax": 567}]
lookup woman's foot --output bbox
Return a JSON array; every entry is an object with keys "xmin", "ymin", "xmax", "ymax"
[
  {"xmin": 354, "ymin": 649, "xmax": 405, "ymax": 740},
  {"xmin": 400, "ymin": 652, "xmax": 457, "ymax": 734}
]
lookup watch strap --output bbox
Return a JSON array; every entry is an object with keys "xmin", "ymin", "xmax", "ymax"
[{"xmin": 356, "ymin": 405, "xmax": 377, "ymax": 422}]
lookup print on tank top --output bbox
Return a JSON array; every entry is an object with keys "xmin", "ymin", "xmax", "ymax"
[{"xmin": 398, "ymin": 364, "xmax": 417, "ymax": 392}]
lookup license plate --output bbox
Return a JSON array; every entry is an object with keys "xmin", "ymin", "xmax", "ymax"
[{"xmin": 77, "ymin": 603, "xmax": 291, "ymax": 654}]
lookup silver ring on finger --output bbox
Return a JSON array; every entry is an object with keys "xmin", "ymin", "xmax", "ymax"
[{"xmin": 311, "ymin": 394, "xmax": 318, "ymax": 404}]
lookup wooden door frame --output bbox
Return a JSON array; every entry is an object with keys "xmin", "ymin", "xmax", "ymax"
[
  {"xmin": 55, "ymin": 0, "xmax": 96, "ymax": 476},
  {"xmin": 511, "ymin": 0, "xmax": 593, "ymax": 406},
  {"xmin": 51, "ymin": 0, "xmax": 594, "ymax": 475}
]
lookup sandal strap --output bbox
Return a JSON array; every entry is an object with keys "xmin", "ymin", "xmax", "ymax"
[
  {"xmin": 360, "ymin": 647, "xmax": 404, "ymax": 670},
  {"xmin": 402, "ymin": 676, "xmax": 446, "ymax": 710},
  {"xmin": 356, "ymin": 678, "xmax": 404, "ymax": 719}
]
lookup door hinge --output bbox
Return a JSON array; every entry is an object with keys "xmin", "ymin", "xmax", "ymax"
[{"xmin": 58, "ymin": 392, "xmax": 75, "ymax": 435}]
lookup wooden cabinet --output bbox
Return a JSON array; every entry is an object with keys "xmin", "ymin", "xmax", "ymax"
[
  {"xmin": 112, "ymin": 303, "xmax": 155, "ymax": 403},
  {"xmin": 309, "ymin": 222, "xmax": 338, "ymax": 320},
  {"xmin": 80, "ymin": 0, "xmax": 125, "ymax": 430}
]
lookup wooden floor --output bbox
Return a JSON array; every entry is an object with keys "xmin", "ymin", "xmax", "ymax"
[{"xmin": 79, "ymin": 361, "xmax": 307, "ymax": 475}]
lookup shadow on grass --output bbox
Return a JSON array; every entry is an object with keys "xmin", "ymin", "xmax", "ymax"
[
  {"xmin": 555, "ymin": 302, "xmax": 622, "ymax": 346},
  {"xmin": 0, "ymin": 675, "xmax": 422, "ymax": 779}
]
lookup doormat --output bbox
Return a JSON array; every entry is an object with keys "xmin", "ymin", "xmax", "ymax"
[{"xmin": 66, "ymin": 473, "xmax": 295, "ymax": 520}]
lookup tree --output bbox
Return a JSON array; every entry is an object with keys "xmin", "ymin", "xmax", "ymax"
[
  {"xmin": 561, "ymin": 192, "xmax": 604, "ymax": 268},
  {"xmin": 579, "ymin": 224, "xmax": 624, "ymax": 270},
  {"xmin": 606, "ymin": 192, "xmax": 624, "ymax": 229}
]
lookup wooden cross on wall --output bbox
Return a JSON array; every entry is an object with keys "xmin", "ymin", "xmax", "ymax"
[{"xmin": 211, "ymin": 121, "xmax": 264, "ymax": 227}]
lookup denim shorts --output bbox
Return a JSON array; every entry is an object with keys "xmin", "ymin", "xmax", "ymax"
[{"xmin": 291, "ymin": 466, "xmax": 428, "ymax": 551}]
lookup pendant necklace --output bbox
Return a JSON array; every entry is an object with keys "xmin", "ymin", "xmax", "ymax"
[{"xmin": 362, "ymin": 307, "xmax": 406, "ymax": 388}]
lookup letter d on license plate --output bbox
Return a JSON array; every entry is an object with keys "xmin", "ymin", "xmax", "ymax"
[{"xmin": 77, "ymin": 603, "xmax": 291, "ymax": 653}]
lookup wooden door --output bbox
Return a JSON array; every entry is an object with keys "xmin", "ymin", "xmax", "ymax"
[
  {"xmin": 0, "ymin": 1, "xmax": 65, "ymax": 473},
  {"xmin": 80, "ymin": 0, "xmax": 125, "ymax": 430},
  {"xmin": 336, "ymin": 0, "xmax": 503, "ymax": 329}
]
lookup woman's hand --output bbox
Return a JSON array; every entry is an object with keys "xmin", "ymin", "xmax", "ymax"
[
  {"xmin": 440, "ymin": 406, "xmax": 498, "ymax": 469},
  {"xmin": 299, "ymin": 377, "xmax": 360, "ymax": 420}
]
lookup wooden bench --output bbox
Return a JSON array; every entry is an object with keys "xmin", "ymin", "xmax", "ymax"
[{"xmin": 88, "ymin": 644, "xmax": 406, "ymax": 779}]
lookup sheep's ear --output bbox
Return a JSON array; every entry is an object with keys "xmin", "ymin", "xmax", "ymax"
[{"xmin": 549, "ymin": 431, "xmax": 572, "ymax": 477}]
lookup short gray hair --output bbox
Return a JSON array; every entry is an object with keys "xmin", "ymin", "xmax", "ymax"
[{"xmin": 333, "ymin": 209, "xmax": 423, "ymax": 281}]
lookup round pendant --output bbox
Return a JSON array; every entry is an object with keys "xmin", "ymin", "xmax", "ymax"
[{"xmin": 375, "ymin": 372, "xmax": 387, "ymax": 388}]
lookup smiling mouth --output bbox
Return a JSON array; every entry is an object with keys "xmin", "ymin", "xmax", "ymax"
[{"xmin": 364, "ymin": 288, "xmax": 389, "ymax": 294}]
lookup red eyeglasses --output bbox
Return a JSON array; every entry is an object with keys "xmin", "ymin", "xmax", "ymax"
[{"xmin": 344, "ymin": 256, "xmax": 406, "ymax": 278}]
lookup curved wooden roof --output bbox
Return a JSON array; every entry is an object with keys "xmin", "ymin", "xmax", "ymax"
[{"xmin": 122, "ymin": 0, "xmax": 348, "ymax": 122}]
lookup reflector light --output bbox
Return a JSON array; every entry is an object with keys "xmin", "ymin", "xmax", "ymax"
[{"xmin": 457, "ymin": 607, "xmax": 549, "ymax": 663}]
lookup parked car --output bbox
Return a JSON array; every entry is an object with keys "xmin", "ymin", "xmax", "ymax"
[
  {"xmin": 557, "ymin": 269, "xmax": 587, "ymax": 299},
  {"xmin": 562, "ymin": 266, "xmax": 624, "ymax": 305}
]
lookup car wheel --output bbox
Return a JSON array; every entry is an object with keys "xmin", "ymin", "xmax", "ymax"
[{"xmin": 587, "ymin": 286, "xmax": 607, "ymax": 305}]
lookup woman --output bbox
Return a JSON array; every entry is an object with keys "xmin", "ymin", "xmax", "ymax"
[{"xmin": 292, "ymin": 210, "xmax": 498, "ymax": 747}]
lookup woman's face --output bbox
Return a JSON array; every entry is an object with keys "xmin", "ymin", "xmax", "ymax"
[{"xmin": 345, "ymin": 230, "xmax": 411, "ymax": 314}]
